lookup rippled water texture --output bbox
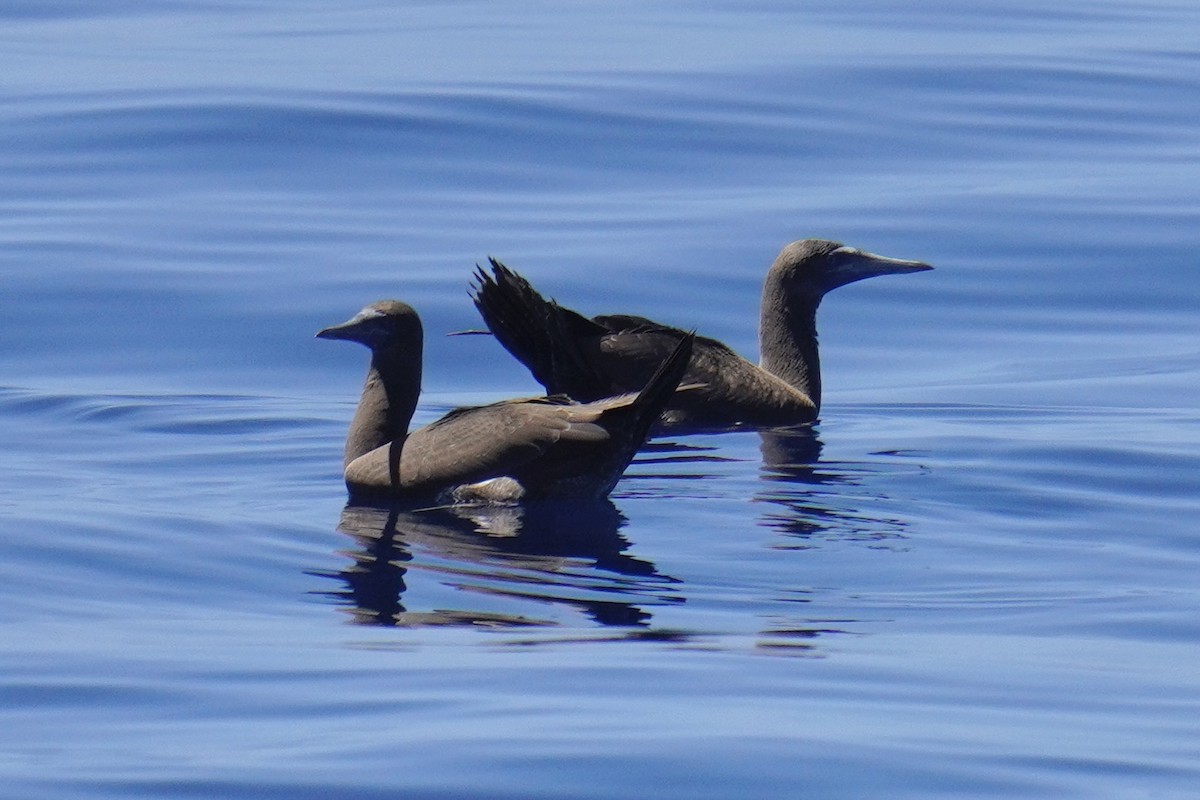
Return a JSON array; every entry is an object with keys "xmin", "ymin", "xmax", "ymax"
[{"xmin": 3, "ymin": 1, "xmax": 1200, "ymax": 798}]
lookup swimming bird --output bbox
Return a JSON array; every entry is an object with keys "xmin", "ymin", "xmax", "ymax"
[
  {"xmin": 317, "ymin": 300, "xmax": 693, "ymax": 503},
  {"xmin": 472, "ymin": 239, "xmax": 932, "ymax": 429}
]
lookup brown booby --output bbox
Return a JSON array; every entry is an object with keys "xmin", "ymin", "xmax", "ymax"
[
  {"xmin": 472, "ymin": 239, "xmax": 932, "ymax": 429},
  {"xmin": 318, "ymin": 300, "xmax": 693, "ymax": 503}
]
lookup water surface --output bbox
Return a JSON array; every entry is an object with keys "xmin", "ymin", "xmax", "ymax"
[{"xmin": 3, "ymin": 2, "xmax": 1199, "ymax": 798}]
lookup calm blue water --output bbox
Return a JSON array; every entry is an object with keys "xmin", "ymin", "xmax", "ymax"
[{"xmin": 3, "ymin": 1, "xmax": 1200, "ymax": 797}]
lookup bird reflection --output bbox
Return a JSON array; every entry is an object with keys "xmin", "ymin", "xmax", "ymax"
[
  {"xmin": 307, "ymin": 428, "xmax": 916, "ymax": 650},
  {"xmin": 758, "ymin": 425, "xmax": 825, "ymax": 481},
  {"xmin": 309, "ymin": 500, "xmax": 681, "ymax": 628},
  {"xmin": 755, "ymin": 424, "xmax": 911, "ymax": 546}
]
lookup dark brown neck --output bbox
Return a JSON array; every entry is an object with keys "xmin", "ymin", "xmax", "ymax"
[
  {"xmin": 758, "ymin": 273, "xmax": 822, "ymax": 410},
  {"xmin": 343, "ymin": 346, "xmax": 422, "ymax": 469}
]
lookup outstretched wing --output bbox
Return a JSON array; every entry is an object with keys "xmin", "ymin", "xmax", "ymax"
[{"xmin": 472, "ymin": 259, "xmax": 614, "ymax": 399}]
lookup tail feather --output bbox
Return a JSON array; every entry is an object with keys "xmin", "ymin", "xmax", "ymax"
[
  {"xmin": 582, "ymin": 331, "xmax": 693, "ymax": 499},
  {"xmin": 472, "ymin": 259, "xmax": 613, "ymax": 400},
  {"xmin": 626, "ymin": 331, "xmax": 695, "ymax": 447}
]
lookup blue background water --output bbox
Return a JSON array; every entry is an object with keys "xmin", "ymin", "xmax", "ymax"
[{"xmin": 3, "ymin": 2, "xmax": 1199, "ymax": 797}]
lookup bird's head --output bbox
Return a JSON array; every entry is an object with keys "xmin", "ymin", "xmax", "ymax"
[
  {"xmin": 316, "ymin": 300, "xmax": 423, "ymax": 352},
  {"xmin": 769, "ymin": 238, "xmax": 933, "ymax": 300}
]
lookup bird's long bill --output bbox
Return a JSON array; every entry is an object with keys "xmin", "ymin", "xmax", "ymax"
[
  {"xmin": 315, "ymin": 307, "xmax": 381, "ymax": 341},
  {"xmin": 826, "ymin": 246, "xmax": 934, "ymax": 290},
  {"xmin": 315, "ymin": 320, "xmax": 357, "ymax": 340}
]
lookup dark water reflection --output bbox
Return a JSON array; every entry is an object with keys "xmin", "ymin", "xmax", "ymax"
[
  {"xmin": 309, "ymin": 429, "xmax": 903, "ymax": 645},
  {"xmin": 756, "ymin": 425, "xmax": 912, "ymax": 546},
  {"xmin": 313, "ymin": 500, "xmax": 680, "ymax": 628},
  {"xmin": 758, "ymin": 425, "xmax": 825, "ymax": 479}
]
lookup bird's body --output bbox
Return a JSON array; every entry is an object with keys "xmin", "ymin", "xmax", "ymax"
[
  {"xmin": 472, "ymin": 239, "xmax": 932, "ymax": 429},
  {"xmin": 318, "ymin": 300, "xmax": 692, "ymax": 503}
]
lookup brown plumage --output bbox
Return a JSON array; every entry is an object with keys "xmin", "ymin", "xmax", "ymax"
[
  {"xmin": 317, "ymin": 300, "xmax": 693, "ymax": 503},
  {"xmin": 472, "ymin": 239, "xmax": 932, "ymax": 429}
]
